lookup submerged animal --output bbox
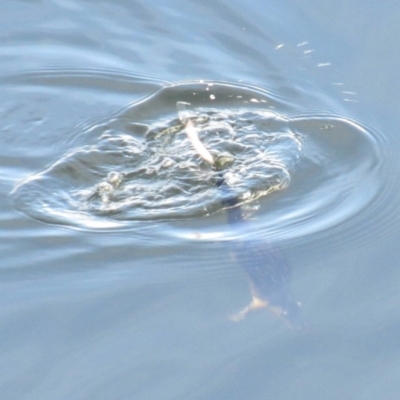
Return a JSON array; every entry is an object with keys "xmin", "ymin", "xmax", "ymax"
[
  {"xmin": 183, "ymin": 108, "xmax": 303, "ymax": 328},
  {"xmin": 215, "ymin": 157, "xmax": 304, "ymax": 328}
]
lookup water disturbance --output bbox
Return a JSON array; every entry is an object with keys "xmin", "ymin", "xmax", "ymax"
[{"xmin": 12, "ymin": 81, "xmax": 381, "ymax": 243}]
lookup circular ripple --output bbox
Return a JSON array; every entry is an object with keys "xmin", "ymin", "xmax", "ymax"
[{"xmin": 12, "ymin": 81, "xmax": 382, "ymax": 241}]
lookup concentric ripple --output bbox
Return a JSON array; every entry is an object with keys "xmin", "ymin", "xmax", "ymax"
[{"xmin": 12, "ymin": 81, "xmax": 382, "ymax": 241}]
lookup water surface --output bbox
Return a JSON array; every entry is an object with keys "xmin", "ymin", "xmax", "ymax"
[{"xmin": 2, "ymin": 0, "xmax": 400, "ymax": 399}]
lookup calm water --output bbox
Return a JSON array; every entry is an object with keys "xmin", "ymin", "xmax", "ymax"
[{"xmin": 2, "ymin": 1, "xmax": 400, "ymax": 399}]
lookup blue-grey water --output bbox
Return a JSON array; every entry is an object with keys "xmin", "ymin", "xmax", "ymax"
[{"xmin": 2, "ymin": 1, "xmax": 400, "ymax": 399}]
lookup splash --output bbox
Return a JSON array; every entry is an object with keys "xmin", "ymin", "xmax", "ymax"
[{"xmin": 12, "ymin": 81, "xmax": 380, "ymax": 242}]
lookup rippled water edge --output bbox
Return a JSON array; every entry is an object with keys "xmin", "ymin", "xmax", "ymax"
[{"xmin": 11, "ymin": 79, "xmax": 385, "ymax": 249}]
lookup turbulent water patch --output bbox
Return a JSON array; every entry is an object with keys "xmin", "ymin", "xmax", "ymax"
[{"xmin": 12, "ymin": 81, "xmax": 381, "ymax": 240}]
